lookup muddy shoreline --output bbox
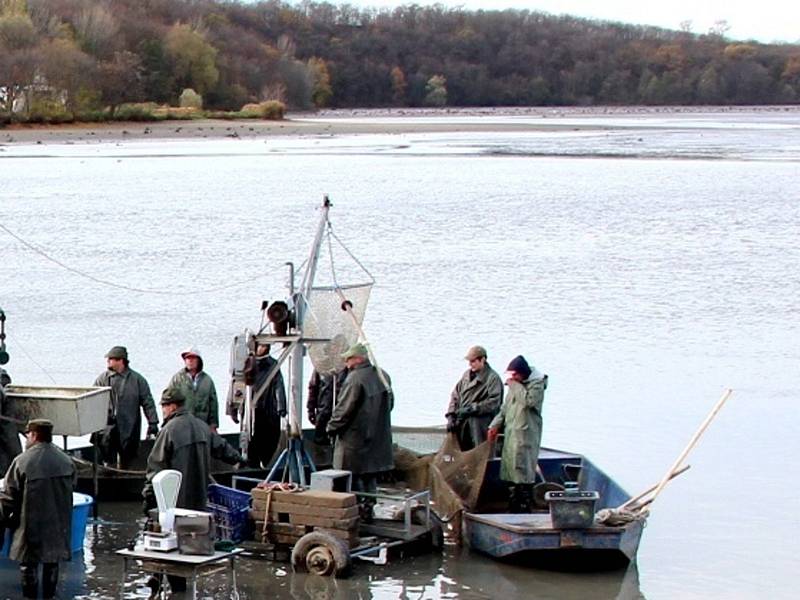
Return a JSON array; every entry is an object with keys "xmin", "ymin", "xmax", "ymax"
[{"xmin": 1, "ymin": 105, "xmax": 798, "ymax": 146}]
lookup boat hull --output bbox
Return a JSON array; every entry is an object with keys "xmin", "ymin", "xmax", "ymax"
[{"xmin": 463, "ymin": 512, "xmax": 644, "ymax": 570}]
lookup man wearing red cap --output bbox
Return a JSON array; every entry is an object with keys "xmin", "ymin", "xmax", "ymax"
[
  {"xmin": 166, "ymin": 346, "xmax": 219, "ymax": 432},
  {"xmin": 488, "ymin": 355, "xmax": 548, "ymax": 513}
]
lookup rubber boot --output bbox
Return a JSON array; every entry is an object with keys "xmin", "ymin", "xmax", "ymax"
[
  {"xmin": 146, "ymin": 575, "xmax": 161, "ymax": 599},
  {"xmin": 518, "ymin": 484, "xmax": 533, "ymax": 513},
  {"xmin": 508, "ymin": 485, "xmax": 522, "ymax": 513},
  {"xmin": 20, "ymin": 562, "xmax": 38, "ymax": 599},
  {"xmin": 359, "ymin": 500, "xmax": 375, "ymax": 524},
  {"xmin": 42, "ymin": 563, "xmax": 59, "ymax": 599}
]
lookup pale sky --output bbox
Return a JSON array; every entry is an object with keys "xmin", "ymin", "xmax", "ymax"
[{"xmin": 337, "ymin": 1, "xmax": 800, "ymax": 44}]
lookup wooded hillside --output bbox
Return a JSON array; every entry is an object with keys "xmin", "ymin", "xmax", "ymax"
[{"xmin": 2, "ymin": 0, "xmax": 799, "ymax": 121}]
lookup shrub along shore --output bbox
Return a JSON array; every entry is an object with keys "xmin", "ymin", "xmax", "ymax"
[{"xmin": 1, "ymin": 105, "xmax": 797, "ymax": 147}]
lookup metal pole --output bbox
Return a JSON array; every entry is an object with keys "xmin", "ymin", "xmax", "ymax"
[{"xmin": 289, "ymin": 197, "xmax": 331, "ymax": 437}]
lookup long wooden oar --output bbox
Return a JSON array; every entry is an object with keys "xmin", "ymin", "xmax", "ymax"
[
  {"xmin": 638, "ymin": 388, "xmax": 733, "ymax": 513},
  {"xmin": 618, "ymin": 464, "xmax": 691, "ymax": 511}
]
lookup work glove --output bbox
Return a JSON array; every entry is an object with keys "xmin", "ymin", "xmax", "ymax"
[
  {"xmin": 457, "ymin": 405, "xmax": 478, "ymax": 419},
  {"xmin": 308, "ymin": 410, "xmax": 317, "ymax": 425},
  {"xmin": 146, "ymin": 423, "xmax": 158, "ymax": 439},
  {"xmin": 487, "ymin": 427, "xmax": 500, "ymax": 443},
  {"xmin": 445, "ymin": 413, "xmax": 458, "ymax": 433}
]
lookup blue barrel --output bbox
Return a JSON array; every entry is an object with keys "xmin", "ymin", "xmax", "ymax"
[{"xmin": 1, "ymin": 492, "xmax": 93, "ymax": 558}]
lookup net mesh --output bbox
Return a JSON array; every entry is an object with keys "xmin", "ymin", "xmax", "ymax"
[
  {"xmin": 394, "ymin": 432, "xmax": 493, "ymax": 522},
  {"xmin": 302, "ymin": 283, "xmax": 372, "ymax": 374}
]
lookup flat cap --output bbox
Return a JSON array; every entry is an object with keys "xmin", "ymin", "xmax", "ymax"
[
  {"xmin": 105, "ymin": 346, "xmax": 128, "ymax": 360},
  {"xmin": 464, "ymin": 345, "xmax": 487, "ymax": 361},
  {"xmin": 26, "ymin": 418, "xmax": 54, "ymax": 434},
  {"xmin": 160, "ymin": 388, "xmax": 186, "ymax": 405},
  {"xmin": 342, "ymin": 342, "xmax": 369, "ymax": 360}
]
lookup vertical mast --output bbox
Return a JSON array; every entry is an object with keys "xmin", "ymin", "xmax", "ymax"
[{"xmin": 289, "ymin": 197, "xmax": 330, "ymax": 436}]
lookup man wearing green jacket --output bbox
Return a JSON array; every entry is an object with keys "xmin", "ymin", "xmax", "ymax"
[
  {"xmin": 166, "ymin": 347, "xmax": 219, "ymax": 432},
  {"xmin": 488, "ymin": 355, "xmax": 547, "ymax": 513}
]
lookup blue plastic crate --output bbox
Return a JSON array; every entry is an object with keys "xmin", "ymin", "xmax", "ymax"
[{"xmin": 207, "ymin": 484, "xmax": 252, "ymax": 543}]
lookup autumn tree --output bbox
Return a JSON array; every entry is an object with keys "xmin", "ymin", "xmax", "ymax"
[
  {"xmin": 307, "ymin": 56, "xmax": 332, "ymax": 107},
  {"xmin": 165, "ymin": 24, "xmax": 219, "ymax": 97},
  {"xmin": 37, "ymin": 37, "xmax": 96, "ymax": 114},
  {"xmin": 96, "ymin": 51, "xmax": 143, "ymax": 114},
  {"xmin": 424, "ymin": 74, "xmax": 447, "ymax": 106},
  {"xmin": 0, "ymin": 9, "xmax": 38, "ymax": 114},
  {"xmin": 390, "ymin": 66, "xmax": 406, "ymax": 105}
]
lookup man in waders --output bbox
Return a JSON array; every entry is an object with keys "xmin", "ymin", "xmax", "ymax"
[{"xmin": 0, "ymin": 419, "xmax": 76, "ymax": 599}]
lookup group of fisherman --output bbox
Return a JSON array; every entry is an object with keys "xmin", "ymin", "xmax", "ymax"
[
  {"xmin": 0, "ymin": 340, "xmax": 545, "ymax": 598},
  {"xmin": 446, "ymin": 345, "xmax": 548, "ymax": 513}
]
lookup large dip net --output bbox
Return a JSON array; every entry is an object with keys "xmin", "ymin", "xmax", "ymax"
[{"xmin": 302, "ymin": 283, "xmax": 372, "ymax": 374}]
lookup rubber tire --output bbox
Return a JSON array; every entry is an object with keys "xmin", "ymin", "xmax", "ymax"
[{"xmin": 291, "ymin": 531, "xmax": 351, "ymax": 578}]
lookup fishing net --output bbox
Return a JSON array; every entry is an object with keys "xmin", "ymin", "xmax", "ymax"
[
  {"xmin": 302, "ymin": 283, "xmax": 371, "ymax": 374},
  {"xmin": 394, "ymin": 431, "xmax": 493, "ymax": 522}
]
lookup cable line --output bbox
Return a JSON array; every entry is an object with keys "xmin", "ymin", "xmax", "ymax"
[{"xmin": 0, "ymin": 222, "xmax": 281, "ymax": 296}]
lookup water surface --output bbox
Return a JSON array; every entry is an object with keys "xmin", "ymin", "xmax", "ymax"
[{"xmin": 1, "ymin": 111, "xmax": 798, "ymax": 598}]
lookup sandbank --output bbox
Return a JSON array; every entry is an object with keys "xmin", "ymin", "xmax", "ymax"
[{"xmin": 1, "ymin": 105, "xmax": 797, "ymax": 146}]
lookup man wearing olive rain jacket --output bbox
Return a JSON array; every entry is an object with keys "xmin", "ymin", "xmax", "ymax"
[
  {"xmin": 166, "ymin": 346, "xmax": 219, "ymax": 432},
  {"xmin": 488, "ymin": 355, "xmax": 547, "ymax": 513},
  {"xmin": 446, "ymin": 345, "xmax": 503, "ymax": 451},
  {"xmin": 326, "ymin": 343, "xmax": 393, "ymax": 522},
  {"xmin": 0, "ymin": 419, "xmax": 76, "ymax": 600}
]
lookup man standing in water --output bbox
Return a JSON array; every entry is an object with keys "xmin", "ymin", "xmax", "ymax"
[
  {"xmin": 326, "ymin": 343, "xmax": 393, "ymax": 522},
  {"xmin": 446, "ymin": 345, "xmax": 503, "ymax": 450},
  {"xmin": 488, "ymin": 355, "xmax": 547, "ymax": 513},
  {"xmin": 167, "ymin": 347, "xmax": 219, "ymax": 432},
  {"xmin": 0, "ymin": 419, "xmax": 76, "ymax": 599},
  {"xmin": 93, "ymin": 346, "xmax": 159, "ymax": 468}
]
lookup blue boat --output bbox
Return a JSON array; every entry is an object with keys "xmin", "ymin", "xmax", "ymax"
[{"xmin": 463, "ymin": 447, "xmax": 645, "ymax": 570}]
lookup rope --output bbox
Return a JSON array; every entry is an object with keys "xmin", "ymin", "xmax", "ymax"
[
  {"xmin": 5, "ymin": 334, "xmax": 58, "ymax": 384},
  {"xmin": 70, "ymin": 454, "xmax": 146, "ymax": 476},
  {"xmin": 594, "ymin": 507, "xmax": 648, "ymax": 526},
  {"xmin": 328, "ymin": 221, "xmax": 375, "ymax": 286},
  {"xmin": 0, "ymin": 222, "xmax": 282, "ymax": 296},
  {"xmin": 255, "ymin": 482, "xmax": 301, "ymax": 542}
]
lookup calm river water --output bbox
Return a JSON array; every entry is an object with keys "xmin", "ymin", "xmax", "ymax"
[{"xmin": 1, "ymin": 109, "xmax": 798, "ymax": 598}]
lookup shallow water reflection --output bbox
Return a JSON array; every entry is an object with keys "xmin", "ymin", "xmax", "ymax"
[{"xmin": 0, "ymin": 501, "xmax": 644, "ymax": 599}]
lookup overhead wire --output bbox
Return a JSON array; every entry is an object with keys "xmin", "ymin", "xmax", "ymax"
[
  {"xmin": 0, "ymin": 221, "xmax": 282, "ymax": 296},
  {"xmin": 6, "ymin": 334, "xmax": 58, "ymax": 384}
]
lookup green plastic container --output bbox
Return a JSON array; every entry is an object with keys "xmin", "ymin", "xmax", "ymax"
[{"xmin": 544, "ymin": 490, "xmax": 599, "ymax": 529}]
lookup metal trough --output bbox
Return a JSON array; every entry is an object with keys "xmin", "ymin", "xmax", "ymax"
[{"xmin": 4, "ymin": 385, "xmax": 111, "ymax": 436}]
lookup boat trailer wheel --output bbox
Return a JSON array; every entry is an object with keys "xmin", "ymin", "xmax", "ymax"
[{"xmin": 292, "ymin": 531, "xmax": 351, "ymax": 578}]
